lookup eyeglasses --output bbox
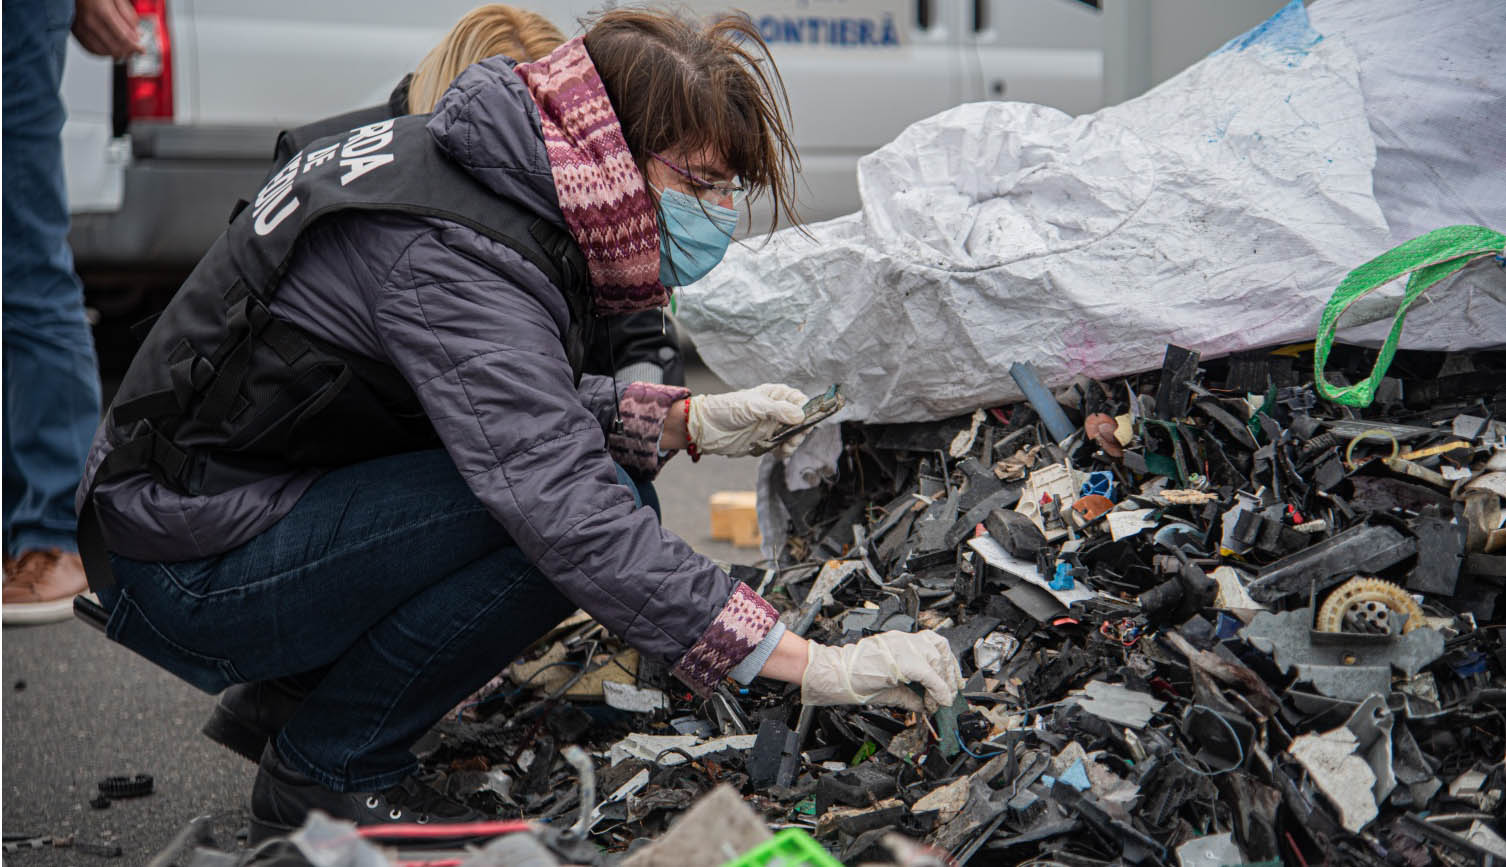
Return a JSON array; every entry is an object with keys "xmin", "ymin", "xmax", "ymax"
[{"xmin": 649, "ymin": 151, "xmax": 744, "ymax": 201}]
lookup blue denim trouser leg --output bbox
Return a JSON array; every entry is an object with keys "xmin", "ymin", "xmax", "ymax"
[
  {"xmin": 2, "ymin": 0, "xmax": 103, "ymax": 556},
  {"xmin": 99, "ymin": 449, "xmax": 657, "ymax": 792}
]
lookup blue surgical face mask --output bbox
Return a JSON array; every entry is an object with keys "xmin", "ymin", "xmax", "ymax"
[{"xmin": 656, "ymin": 187, "xmax": 740, "ymax": 287}]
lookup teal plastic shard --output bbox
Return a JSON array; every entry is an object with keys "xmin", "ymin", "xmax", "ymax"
[{"xmin": 934, "ymin": 691, "xmax": 969, "ymax": 758}]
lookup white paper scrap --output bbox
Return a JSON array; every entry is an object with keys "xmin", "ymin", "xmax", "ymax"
[
  {"xmin": 1290, "ymin": 727, "xmax": 1378, "ymax": 832},
  {"xmin": 1210, "ymin": 566, "xmax": 1266, "ymax": 611},
  {"xmin": 603, "ymin": 681, "xmax": 669, "ymax": 713},
  {"xmin": 1108, "ymin": 509, "xmax": 1158, "ymax": 541},
  {"xmin": 968, "ymin": 536, "xmax": 1095, "ymax": 607},
  {"xmin": 608, "ymin": 733, "xmax": 757, "ymax": 766}
]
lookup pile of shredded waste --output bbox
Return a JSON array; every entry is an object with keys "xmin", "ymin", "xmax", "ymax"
[{"xmin": 402, "ymin": 343, "xmax": 1504, "ymax": 866}]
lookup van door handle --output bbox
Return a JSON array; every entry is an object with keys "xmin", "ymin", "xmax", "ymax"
[
  {"xmin": 917, "ymin": 0, "xmax": 933, "ymax": 30},
  {"xmin": 973, "ymin": 0, "xmax": 988, "ymax": 32}
]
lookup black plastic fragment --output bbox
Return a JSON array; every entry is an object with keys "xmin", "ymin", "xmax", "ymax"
[
  {"xmin": 944, "ymin": 487, "xmax": 1024, "ymax": 550},
  {"xmin": 1407, "ymin": 514, "xmax": 1466, "ymax": 595},
  {"xmin": 984, "ymin": 508, "xmax": 1047, "ymax": 558},
  {"xmin": 546, "ymin": 704, "xmax": 593, "ymax": 744},
  {"xmin": 1154, "ymin": 345, "xmax": 1201, "ymax": 420},
  {"xmin": 1246, "ymin": 521, "xmax": 1417, "ymax": 603},
  {"xmin": 748, "ymin": 717, "xmax": 795, "ymax": 790},
  {"xmin": 815, "ymin": 761, "xmax": 897, "ymax": 814},
  {"xmin": 97, "ymin": 774, "xmax": 152, "ymax": 799},
  {"xmin": 832, "ymin": 802, "xmax": 906, "ymax": 836}
]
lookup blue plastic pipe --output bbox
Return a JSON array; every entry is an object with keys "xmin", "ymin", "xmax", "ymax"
[{"xmin": 1010, "ymin": 362, "xmax": 1076, "ymax": 444}]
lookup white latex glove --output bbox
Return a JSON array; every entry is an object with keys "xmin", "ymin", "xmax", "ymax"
[
  {"xmin": 686, "ymin": 384, "xmax": 807, "ymax": 457},
  {"xmin": 801, "ymin": 630, "xmax": 964, "ymax": 713}
]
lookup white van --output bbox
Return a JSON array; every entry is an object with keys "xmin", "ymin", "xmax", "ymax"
[{"xmin": 63, "ymin": 0, "xmax": 1106, "ymax": 297}]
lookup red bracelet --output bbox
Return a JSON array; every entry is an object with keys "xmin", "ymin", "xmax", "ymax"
[{"xmin": 683, "ymin": 396, "xmax": 700, "ymax": 462}]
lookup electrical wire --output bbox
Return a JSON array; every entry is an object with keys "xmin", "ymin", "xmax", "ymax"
[
  {"xmin": 542, "ymin": 640, "xmax": 601, "ymax": 701},
  {"xmin": 1166, "ymin": 704, "xmax": 1246, "ymax": 777},
  {"xmin": 955, "ymin": 728, "xmax": 1005, "ymax": 760},
  {"xmin": 452, "ymin": 660, "xmax": 584, "ymax": 720}
]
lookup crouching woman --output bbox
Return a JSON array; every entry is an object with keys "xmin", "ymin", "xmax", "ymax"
[{"xmin": 76, "ymin": 8, "xmax": 961, "ymax": 840}]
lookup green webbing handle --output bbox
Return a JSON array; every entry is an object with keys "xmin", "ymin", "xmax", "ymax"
[{"xmin": 1314, "ymin": 225, "xmax": 1506, "ymax": 407}]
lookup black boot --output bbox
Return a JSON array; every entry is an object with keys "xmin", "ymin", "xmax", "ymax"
[
  {"xmin": 249, "ymin": 743, "xmax": 485, "ymax": 844},
  {"xmin": 201, "ymin": 680, "xmax": 306, "ymax": 763}
]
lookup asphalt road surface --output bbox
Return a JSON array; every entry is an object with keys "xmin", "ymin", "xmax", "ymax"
[{"xmin": 1, "ymin": 363, "xmax": 763, "ymax": 863}]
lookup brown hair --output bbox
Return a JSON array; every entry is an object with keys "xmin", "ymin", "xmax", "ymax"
[
  {"xmin": 408, "ymin": 5, "xmax": 565, "ymax": 114},
  {"xmin": 583, "ymin": 8, "xmax": 801, "ymax": 235}
]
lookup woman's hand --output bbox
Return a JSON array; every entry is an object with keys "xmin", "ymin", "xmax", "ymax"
[
  {"xmin": 683, "ymin": 384, "xmax": 807, "ymax": 457},
  {"xmin": 798, "ymin": 630, "xmax": 963, "ymax": 712}
]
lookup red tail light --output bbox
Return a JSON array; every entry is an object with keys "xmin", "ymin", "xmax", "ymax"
[{"xmin": 127, "ymin": 0, "xmax": 172, "ymax": 119}]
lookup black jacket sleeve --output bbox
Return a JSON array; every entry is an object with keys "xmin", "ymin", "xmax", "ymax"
[{"xmin": 585, "ymin": 310, "xmax": 685, "ymax": 387}]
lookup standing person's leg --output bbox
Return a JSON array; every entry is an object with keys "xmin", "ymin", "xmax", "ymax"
[{"xmin": 2, "ymin": 0, "xmax": 104, "ymax": 621}]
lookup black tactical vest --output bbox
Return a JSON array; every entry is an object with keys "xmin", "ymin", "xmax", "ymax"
[{"xmin": 79, "ymin": 115, "xmax": 589, "ymax": 589}]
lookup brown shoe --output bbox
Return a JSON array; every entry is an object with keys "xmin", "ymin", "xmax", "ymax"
[{"xmin": 3, "ymin": 549, "xmax": 91, "ymax": 625}]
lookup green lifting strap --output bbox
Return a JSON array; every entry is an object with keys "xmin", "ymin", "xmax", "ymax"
[{"xmin": 1314, "ymin": 225, "xmax": 1506, "ymax": 408}]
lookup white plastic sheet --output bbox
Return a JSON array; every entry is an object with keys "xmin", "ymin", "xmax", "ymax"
[
  {"xmin": 1314, "ymin": 0, "xmax": 1506, "ymax": 350},
  {"xmin": 680, "ymin": 0, "xmax": 1505, "ymax": 425}
]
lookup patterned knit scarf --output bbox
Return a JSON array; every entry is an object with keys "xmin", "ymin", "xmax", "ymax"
[{"xmin": 514, "ymin": 39, "xmax": 667, "ymax": 315}]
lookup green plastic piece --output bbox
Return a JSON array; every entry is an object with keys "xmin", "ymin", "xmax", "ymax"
[
  {"xmin": 1257, "ymin": 382, "xmax": 1278, "ymax": 441},
  {"xmin": 722, "ymin": 828, "xmax": 844, "ymax": 867},
  {"xmin": 793, "ymin": 796, "xmax": 817, "ymax": 816},
  {"xmin": 1138, "ymin": 418, "xmax": 1191, "ymax": 481},
  {"xmin": 1314, "ymin": 225, "xmax": 1504, "ymax": 408},
  {"xmin": 849, "ymin": 740, "xmax": 877, "ymax": 766},
  {"xmin": 934, "ymin": 691, "xmax": 968, "ymax": 758}
]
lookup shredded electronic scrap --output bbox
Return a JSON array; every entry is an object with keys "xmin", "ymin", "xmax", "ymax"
[{"xmin": 401, "ymin": 343, "xmax": 1504, "ymax": 867}]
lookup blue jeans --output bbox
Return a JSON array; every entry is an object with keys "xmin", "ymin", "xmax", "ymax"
[
  {"xmin": 98, "ymin": 449, "xmax": 658, "ymax": 791},
  {"xmin": 2, "ymin": 0, "xmax": 103, "ymax": 556}
]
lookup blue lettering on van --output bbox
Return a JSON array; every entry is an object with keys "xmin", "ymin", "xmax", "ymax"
[{"xmin": 757, "ymin": 13, "xmax": 900, "ymax": 46}]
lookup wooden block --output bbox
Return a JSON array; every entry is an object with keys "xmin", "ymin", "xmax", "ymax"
[
  {"xmin": 730, "ymin": 519, "xmax": 762, "ymax": 549},
  {"xmin": 709, "ymin": 491, "xmax": 758, "ymax": 543}
]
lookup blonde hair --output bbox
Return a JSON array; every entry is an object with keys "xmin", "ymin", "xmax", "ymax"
[{"xmin": 407, "ymin": 5, "xmax": 565, "ymax": 114}]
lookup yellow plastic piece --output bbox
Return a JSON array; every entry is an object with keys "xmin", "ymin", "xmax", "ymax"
[
  {"xmin": 1343, "ymin": 429, "xmax": 1399, "ymax": 471},
  {"xmin": 1397, "ymin": 441, "xmax": 1470, "ymax": 461}
]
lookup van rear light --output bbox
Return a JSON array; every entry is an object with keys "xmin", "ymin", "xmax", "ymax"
[{"xmin": 127, "ymin": 0, "xmax": 172, "ymax": 119}]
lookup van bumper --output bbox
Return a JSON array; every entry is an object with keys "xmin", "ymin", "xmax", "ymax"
[{"xmin": 70, "ymin": 123, "xmax": 279, "ymax": 284}]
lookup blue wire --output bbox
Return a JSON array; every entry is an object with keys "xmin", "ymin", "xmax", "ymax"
[{"xmin": 956, "ymin": 729, "xmax": 1005, "ymax": 760}]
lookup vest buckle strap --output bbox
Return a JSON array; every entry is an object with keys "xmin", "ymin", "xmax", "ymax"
[{"xmin": 149, "ymin": 433, "xmax": 192, "ymax": 485}]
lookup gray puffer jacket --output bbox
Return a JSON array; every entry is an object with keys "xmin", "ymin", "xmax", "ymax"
[{"xmin": 77, "ymin": 57, "xmax": 783, "ymax": 694}]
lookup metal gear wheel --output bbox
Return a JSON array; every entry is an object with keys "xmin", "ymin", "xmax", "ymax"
[{"xmin": 1315, "ymin": 577, "xmax": 1424, "ymax": 634}]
